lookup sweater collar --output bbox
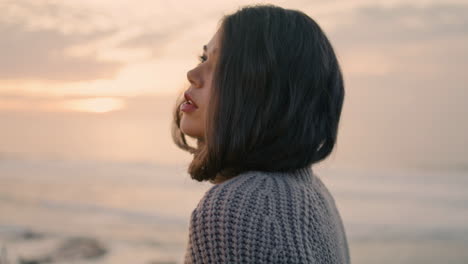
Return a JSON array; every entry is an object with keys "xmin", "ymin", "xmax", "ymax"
[
  {"xmin": 212, "ymin": 166, "xmax": 315, "ymax": 185},
  {"xmin": 255, "ymin": 166, "xmax": 315, "ymax": 183},
  {"xmin": 282, "ymin": 166, "xmax": 314, "ymax": 183}
]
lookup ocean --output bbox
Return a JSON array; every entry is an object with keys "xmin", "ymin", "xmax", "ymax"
[{"xmin": 1, "ymin": 157, "xmax": 467, "ymax": 263}]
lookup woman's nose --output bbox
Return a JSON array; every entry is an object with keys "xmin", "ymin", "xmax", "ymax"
[{"xmin": 187, "ymin": 68, "xmax": 202, "ymax": 88}]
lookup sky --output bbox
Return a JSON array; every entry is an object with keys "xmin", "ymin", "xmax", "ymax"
[{"xmin": 0, "ymin": 0, "xmax": 467, "ymax": 169}]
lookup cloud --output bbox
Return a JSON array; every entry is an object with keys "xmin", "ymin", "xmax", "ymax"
[
  {"xmin": 329, "ymin": 2, "xmax": 468, "ymax": 46},
  {"xmin": 0, "ymin": 1, "xmax": 126, "ymax": 82},
  {"xmin": 316, "ymin": 2, "xmax": 468, "ymax": 165},
  {"xmin": 117, "ymin": 31, "xmax": 174, "ymax": 59},
  {"xmin": 0, "ymin": 0, "xmax": 221, "ymax": 83},
  {"xmin": 2, "ymin": 0, "xmax": 115, "ymax": 34},
  {"xmin": 119, "ymin": 32, "xmax": 168, "ymax": 49},
  {"xmin": 323, "ymin": 2, "xmax": 468, "ymax": 78},
  {"xmin": 0, "ymin": 22, "xmax": 124, "ymax": 82}
]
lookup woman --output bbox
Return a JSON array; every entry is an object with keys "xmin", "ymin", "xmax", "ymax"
[{"xmin": 172, "ymin": 4, "xmax": 350, "ymax": 264}]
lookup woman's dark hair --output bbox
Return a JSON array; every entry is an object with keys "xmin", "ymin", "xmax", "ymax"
[{"xmin": 172, "ymin": 4, "xmax": 344, "ymax": 183}]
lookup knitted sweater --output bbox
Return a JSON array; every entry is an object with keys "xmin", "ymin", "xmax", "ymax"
[{"xmin": 184, "ymin": 166, "xmax": 350, "ymax": 263}]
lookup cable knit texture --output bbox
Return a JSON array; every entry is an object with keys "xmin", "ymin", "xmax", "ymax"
[{"xmin": 184, "ymin": 166, "xmax": 350, "ymax": 263}]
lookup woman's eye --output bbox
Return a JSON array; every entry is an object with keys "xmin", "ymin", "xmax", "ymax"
[{"xmin": 198, "ymin": 54, "xmax": 207, "ymax": 64}]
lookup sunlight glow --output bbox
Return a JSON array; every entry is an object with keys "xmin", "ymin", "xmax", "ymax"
[{"xmin": 61, "ymin": 97, "xmax": 126, "ymax": 113}]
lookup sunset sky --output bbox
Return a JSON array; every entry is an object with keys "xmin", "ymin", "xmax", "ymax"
[{"xmin": 1, "ymin": 0, "xmax": 467, "ymax": 168}]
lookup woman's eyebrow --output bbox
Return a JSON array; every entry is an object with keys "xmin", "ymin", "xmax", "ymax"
[{"xmin": 203, "ymin": 45, "xmax": 207, "ymax": 52}]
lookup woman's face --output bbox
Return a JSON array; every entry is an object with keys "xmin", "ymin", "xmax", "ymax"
[{"xmin": 180, "ymin": 28, "xmax": 221, "ymax": 140}]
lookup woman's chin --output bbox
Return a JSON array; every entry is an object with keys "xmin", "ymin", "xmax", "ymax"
[
  {"xmin": 180, "ymin": 127, "xmax": 201, "ymax": 139},
  {"xmin": 179, "ymin": 119, "xmax": 198, "ymax": 137}
]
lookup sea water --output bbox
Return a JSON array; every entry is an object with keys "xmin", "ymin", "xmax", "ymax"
[{"xmin": 0, "ymin": 157, "xmax": 467, "ymax": 264}]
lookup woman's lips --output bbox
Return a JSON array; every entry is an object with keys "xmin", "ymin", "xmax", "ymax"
[
  {"xmin": 184, "ymin": 92, "xmax": 198, "ymax": 108},
  {"xmin": 180, "ymin": 101, "xmax": 198, "ymax": 113},
  {"xmin": 181, "ymin": 91, "xmax": 198, "ymax": 113}
]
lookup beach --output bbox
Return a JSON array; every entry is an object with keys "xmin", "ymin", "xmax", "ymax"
[{"xmin": 1, "ymin": 157, "xmax": 467, "ymax": 263}]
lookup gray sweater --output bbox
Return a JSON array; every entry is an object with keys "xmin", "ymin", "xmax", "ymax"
[{"xmin": 184, "ymin": 166, "xmax": 350, "ymax": 263}]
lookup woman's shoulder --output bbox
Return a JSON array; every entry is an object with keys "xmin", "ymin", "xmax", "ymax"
[
  {"xmin": 187, "ymin": 167, "xmax": 350, "ymax": 263},
  {"xmin": 194, "ymin": 170, "xmax": 269, "ymax": 211},
  {"xmin": 194, "ymin": 167, "xmax": 317, "ymax": 214}
]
